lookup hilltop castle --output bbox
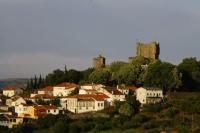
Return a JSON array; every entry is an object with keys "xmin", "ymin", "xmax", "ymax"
[
  {"xmin": 93, "ymin": 55, "xmax": 106, "ymax": 69},
  {"xmin": 92, "ymin": 41, "xmax": 160, "ymax": 68},
  {"xmin": 136, "ymin": 41, "xmax": 160, "ymax": 60},
  {"xmin": 129, "ymin": 41, "xmax": 160, "ymax": 62}
]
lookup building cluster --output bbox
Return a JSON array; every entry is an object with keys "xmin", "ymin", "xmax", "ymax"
[
  {"xmin": 0, "ymin": 41, "xmax": 163, "ymax": 128},
  {"xmin": 0, "ymin": 83, "xmax": 163, "ymax": 128}
]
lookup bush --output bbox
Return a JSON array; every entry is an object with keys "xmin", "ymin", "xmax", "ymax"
[{"xmin": 143, "ymin": 121, "xmax": 157, "ymax": 129}]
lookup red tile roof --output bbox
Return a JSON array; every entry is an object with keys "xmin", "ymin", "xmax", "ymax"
[
  {"xmin": 54, "ymin": 82, "xmax": 78, "ymax": 89},
  {"xmin": 43, "ymin": 105, "xmax": 58, "ymax": 110},
  {"xmin": 11, "ymin": 96, "xmax": 23, "ymax": 102},
  {"xmin": 104, "ymin": 87, "xmax": 123, "ymax": 95},
  {"xmin": 126, "ymin": 86, "xmax": 138, "ymax": 91},
  {"xmin": 67, "ymin": 93, "xmax": 109, "ymax": 101},
  {"xmin": 83, "ymin": 89, "xmax": 97, "ymax": 92},
  {"xmin": 2, "ymin": 86, "xmax": 17, "ymax": 91},
  {"xmin": 30, "ymin": 94, "xmax": 54, "ymax": 99},
  {"xmin": 38, "ymin": 86, "xmax": 53, "ymax": 92}
]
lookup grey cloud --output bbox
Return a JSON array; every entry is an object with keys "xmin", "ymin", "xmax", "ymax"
[{"xmin": 0, "ymin": 0, "xmax": 200, "ymax": 78}]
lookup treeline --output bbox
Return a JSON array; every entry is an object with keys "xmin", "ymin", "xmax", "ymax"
[
  {"xmin": 26, "ymin": 66, "xmax": 94, "ymax": 92},
  {"xmin": 26, "ymin": 56, "xmax": 200, "ymax": 93},
  {"xmin": 89, "ymin": 56, "xmax": 200, "ymax": 92}
]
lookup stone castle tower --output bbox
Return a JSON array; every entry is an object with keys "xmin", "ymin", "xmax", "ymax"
[
  {"xmin": 93, "ymin": 55, "xmax": 106, "ymax": 69},
  {"xmin": 136, "ymin": 41, "xmax": 160, "ymax": 60}
]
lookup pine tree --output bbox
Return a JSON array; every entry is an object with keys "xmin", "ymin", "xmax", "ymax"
[
  {"xmin": 34, "ymin": 75, "xmax": 38, "ymax": 90},
  {"xmin": 38, "ymin": 74, "xmax": 42, "ymax": 88},
  {"xmin": 64, "ymin": 65, "xmax": 69, "ymax": 82}
]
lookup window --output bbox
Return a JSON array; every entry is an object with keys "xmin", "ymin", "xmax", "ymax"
[
  {"xmin": 98, "ymin": 103, "xmax": 100, "ymax": 107},
  {"xmin": 101, "ymin": 103, "xmax": 103, "ymax": 106}
]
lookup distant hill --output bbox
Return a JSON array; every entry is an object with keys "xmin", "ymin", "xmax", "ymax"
[{"xmin": 0, "ymin": 78, "xmax": 28, "ymax": 89}]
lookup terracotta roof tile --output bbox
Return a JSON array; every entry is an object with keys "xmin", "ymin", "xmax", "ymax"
[
  {"xmin": 104, "ymin": 87, "xmax": 123, "ymax": 95},
  {"xmin": 2, "ymin": 86, "xmax": 17, "ymax": 91},
  {"xmin": 38, "ymin": 86, "xmax": 53, "ymax": 92},
  {"xmin": 54, "ymin": 82, "xmax": 78, "ymax": 89}
]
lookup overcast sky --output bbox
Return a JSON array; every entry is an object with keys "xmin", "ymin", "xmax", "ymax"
[{"xmin": 0, "ymin": 0, "xmax": 200, "ymax": 79}]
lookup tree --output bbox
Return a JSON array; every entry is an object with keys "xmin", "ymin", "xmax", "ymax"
[
  {"xmin": 109, "ymin": 61, "xmax": 127, "ymax": 84},
  {"xmin": 129, "ymin": 56, "xmax": 151, "ymax": 66},
  {"xmin": 45, "ymin": 69, "xmax": 65, "ymax": 86},
  {"xmin": 89, "ymin": 68, "xmax": 111, "ymax": 85},
  {"xmin": 68, "ymin": 69, "xmax": 81, "ymax": 84},
  {"xmin": 50, "ymin": 120, "xmax": 68, "ymax": 133},
  {"xmin": 178, "ymin": 57, "xmax": 200, "ymax": 89},
  {"xmin": 116, "ymin": 63, "xmax": 142, "ymax": 85},
  {"xmin": 119, "ymin": 96, "xmax": 140, "ymax": 117},
  {"xmin": 79, "ymin": 68, "xmax": 94, "ymax": 84},
  {"xmin": 64, "ymin": 65, "xmax": 69, "ymax": 82},
  {"xmin": 144, "ymin": 60, "xmax": 182, "ymax": 92},
  {"xmin": 119, "ymin": 102, "xmax": 133, "ymax": 117},
  {"xmin": 69, "ymin": 87, "xmax": 79, "ymax": 96}
]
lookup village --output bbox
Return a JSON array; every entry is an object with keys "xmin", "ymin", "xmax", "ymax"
[
  {"xmin": 0, "ymin": 42, "xmax": 199, "ymax": 133},
  {"xmin": 0, "ymin": 42, "xmax": 164, "ymax": 129},
  {"xmin": 0, "ymin": 81, "xmax": 164, "ymax": 128}
]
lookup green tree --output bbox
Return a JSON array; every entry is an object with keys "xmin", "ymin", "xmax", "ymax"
[
  {"xmin": 50, "ymin": 120, "xmax": 68, "ymax": 133},
  {"xmin": 130, "ymin": 56, "xmax": 151, "ymax": 66},
  {"xmin": 69, "ymin": 87, "xmax": 79, "ymax": 96},
  {"xmin": 119, "ymin": 102, "xmax": 134, "ymax": 117},
  {"xmin": 178, "ymin": 57, "xmax": 200, "ymax": 89},
  {"xmin": 109, "ymin": 61, "xmax": 127, "ymax": 84},
  {"xmin": 68, "ymin": 69, "xmax": 81, "ymax": 83},
  {"xmin": 144, "ymin": 60, "xmax": 182, "ymax": 92},
  {"xmin": 79, "ymin": 68, "xmax": 94, "ymax": 84},
  {"xmin": 116, "ymin": 63, "xmax": 142, "ymax": 85},
  {"xmin": 89, "ymin": 68, "xmax": 111, "ymax": 85},
  {"xmin": 119, "ymin": 96, "xmax": 140, "ymax": 117}
]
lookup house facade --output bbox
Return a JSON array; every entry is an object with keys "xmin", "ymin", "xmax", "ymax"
[
  {"xmin": 18, "ymin": 104, "xmax": 59, "ymax": 119},
  {"xmin": 6, "ymin": 96, "xmax": 26, "ymax": 107},
  {"xmin": 98, "ymin": 87, "xmax": 125, "ymax": 105},
  {"xmin": 37, "ymin": 86, "xmax": 53, "ymax": 96},
  {"xmin": 0, "ymin": 114, "xmax": 23, "ymax": 128},
  {"xmin": 136, "ymin": 87, "xmax": 163, "ymax": 104},
  {"xmin": 53, "ymin": 82, "xmax": 78, "ymax": 97},
  {"xmin": 66, "ymin": 94, "xmax": 107, "ymax": 114},
  {"xmin": 2, "ymin": 86, "xmax": 17, "ymax": 97}
]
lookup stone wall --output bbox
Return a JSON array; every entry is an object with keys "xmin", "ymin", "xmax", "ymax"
[
  {"xmin": 136, "ymin": 41, "xmax": 160, "ymax": 60},
  {"xmin": 93, "ymin": 55, "xmax": 106, "ymax": 69}
]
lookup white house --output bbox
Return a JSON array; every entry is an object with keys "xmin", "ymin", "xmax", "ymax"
[
  {"xmin": 117, "ymin": 85, "xmax": 130, "ymax": 95},
  {"xmin": 98, "ymin": 87, "xmax": 126, "ymax": 105},
  {"xmin": 2, "ymin": 86, "xmax": 23, "ymax": 97},
  {"xmin": 136, "ymin": 87, "xmax": 163, "ymax": 104},
  {"xmin": 53, "ymin": 82, "xmax": 78, "ymax": 97},
  {"xmin": 37, "ymin": 86, "xmax": 53, "ymax": 96},
  {"xmin": 80, "ymin": 84, "xmax": 104, "ymax": 91},
  {"xmin": 66, "ymin": 94, "xmax": 108, "ymax": 114},
  {"xmin": 15, "ymin": 103, "xmax": 28, "ymax": 116},
  {"xmin": 6, "ymin": 96, "xmax": 26, "ymax": 107},
  {"xmin": 29, "ymin": 94, "xmax": 54, "ymax": 102},
  {"xmin": 79, "ymin": 89, "xmax": 98, "ymax": 95},
  {"xmin": 43, "ymin": 105, "xmax": 59, "ymax": 115},
  {"xmin": 0, "ymin": 114, "xmax": 23, "ymax": 128}
]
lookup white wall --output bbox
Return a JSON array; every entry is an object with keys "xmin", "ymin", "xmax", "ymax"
[
  {"xmin": 136, "ymin": 87, "xmax": 147, "ymax": 104},
  {"xmin": 3, "ymin": 90, "xmax": 15, "ymax": 97}
]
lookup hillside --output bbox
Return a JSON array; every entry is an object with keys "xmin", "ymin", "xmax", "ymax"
[{"xmin": 0, "ymin": 78, "xmax": 28, "ymax": 89}]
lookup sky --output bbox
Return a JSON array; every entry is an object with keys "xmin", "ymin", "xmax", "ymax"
[{"xmin": 0, "ymin": 0, "xmax": 200, "ymax": 79}]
